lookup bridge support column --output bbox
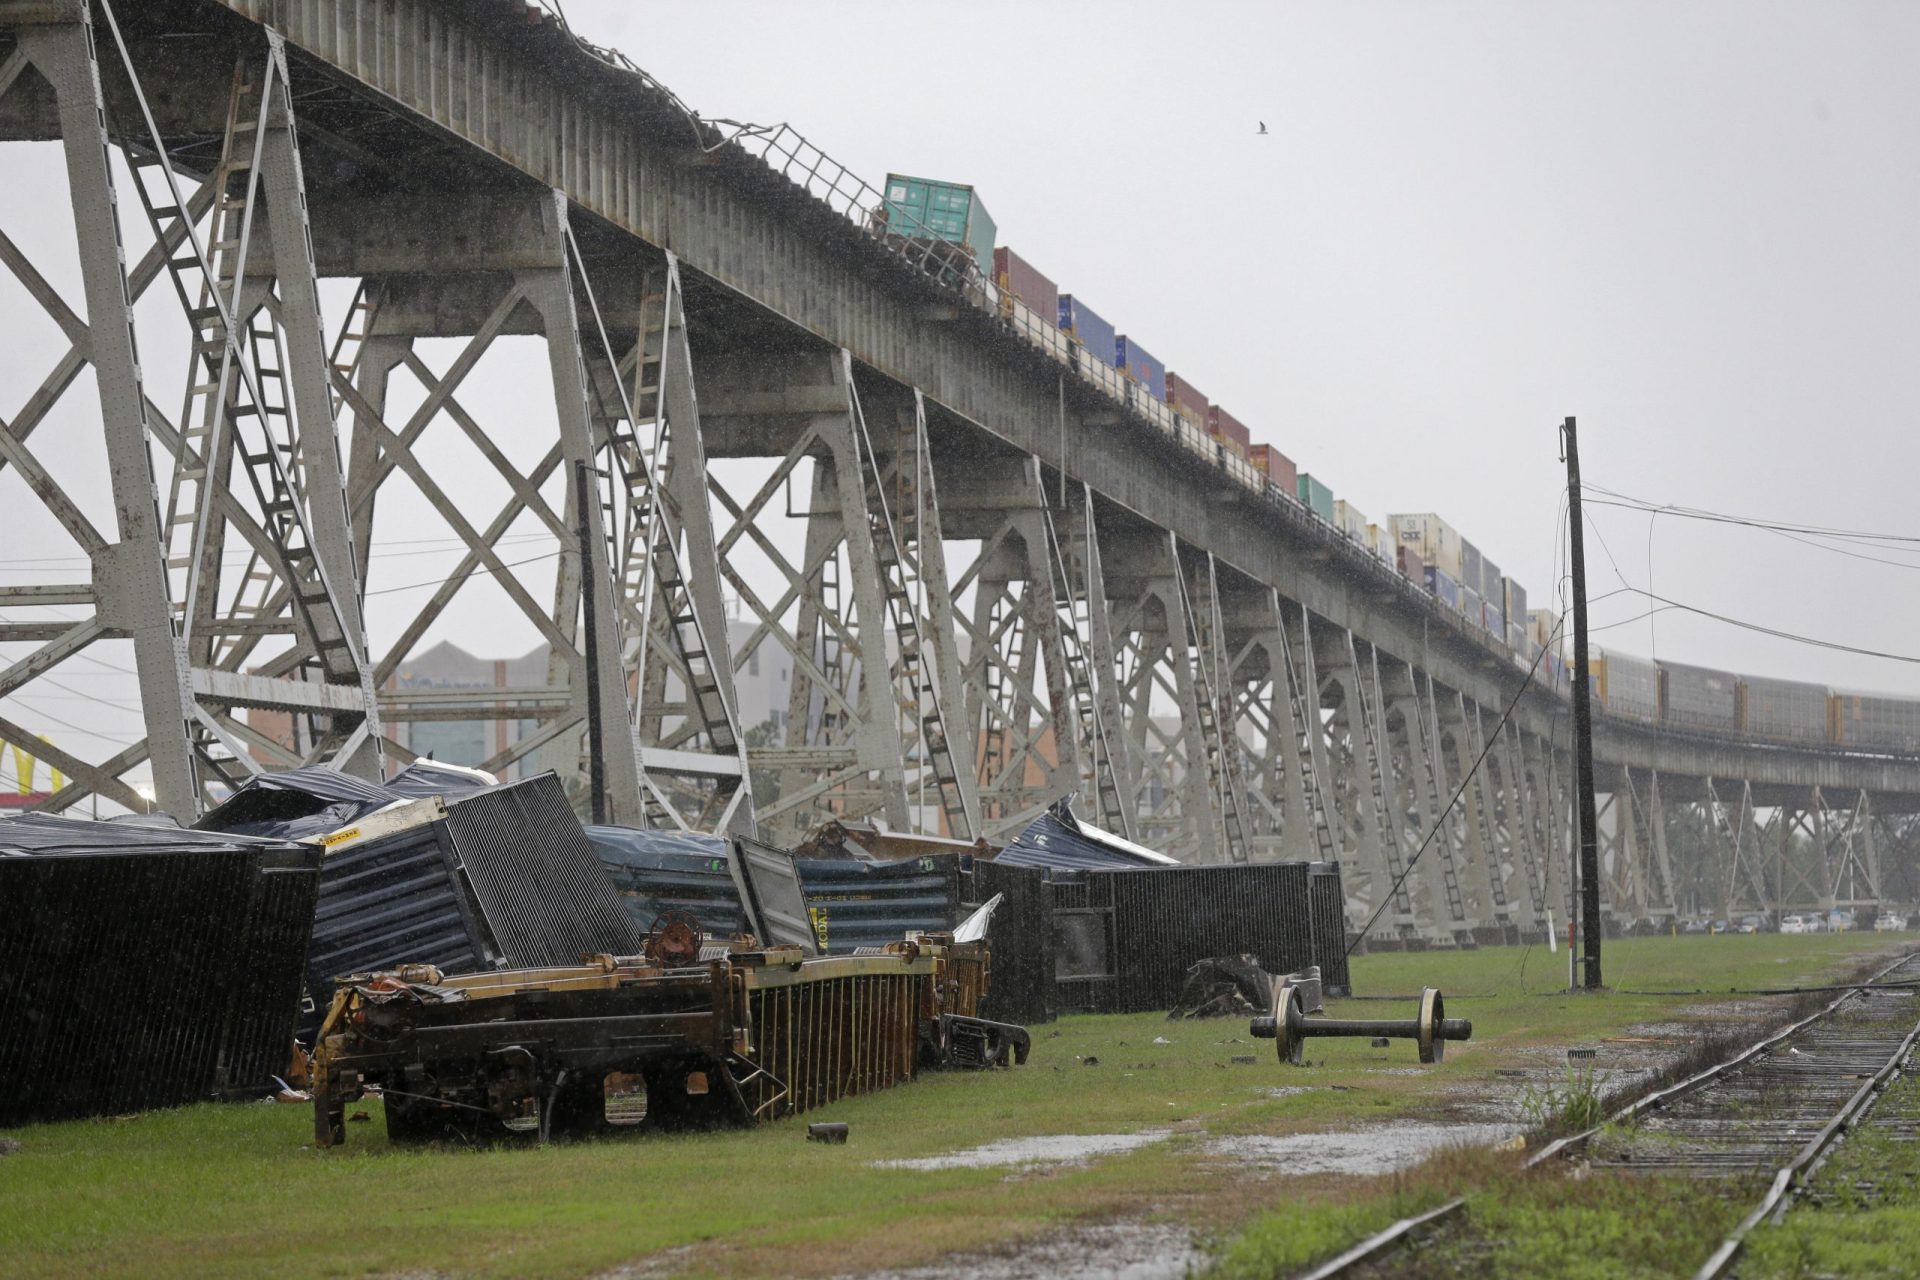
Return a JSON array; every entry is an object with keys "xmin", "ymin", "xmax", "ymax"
[
  {"xmin": 1, "ymin": 11, "xmax": 199, "ymax": 812},
  {"xmin": 941, "ymin": 454, "xmax": 1075, "ymax": 838},
  {"xmin": 1052, "ymin": 485, "xmax": 1138, "ymax": 837}
]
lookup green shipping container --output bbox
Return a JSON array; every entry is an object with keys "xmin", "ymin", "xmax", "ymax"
[
  {"xmin": 883, "ymin": 173, "xmax": 996, "ymax": 279},
  {"xmin": 1296, "ymin": 472, "xmax": 1335, "ymax": 522}
]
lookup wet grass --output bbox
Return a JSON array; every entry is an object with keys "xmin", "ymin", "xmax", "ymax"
[{"xmin": 0, "ymin": 933, "xmax": 1903, "ymax": 1278}]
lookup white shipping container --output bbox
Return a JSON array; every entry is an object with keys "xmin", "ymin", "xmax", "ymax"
[
  {"xmin": 1366, "ymin": 523, "xmax": 1395, "ymax": 561},
  {"xmin": 1334, "ymin": 500, "xmax": 1369, "ymax": 543},
  {"xmin": 1528, "ymin": 608, "xmax": 1562, "ymax": 652},
  {"xmin": 1390, "ymin": 512, "xmax": 1463, "ymax": 579}
]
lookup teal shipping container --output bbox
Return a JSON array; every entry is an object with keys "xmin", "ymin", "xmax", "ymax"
[
  {"xmin": 883, "ymin": 173, "xmax": 996, "ymax": 278},
  {"xmin": 1296, "ymin": 473, "xmax": 1335, "ymax": 522}
]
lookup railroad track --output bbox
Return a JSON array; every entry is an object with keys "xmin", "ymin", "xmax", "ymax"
[{"xmin": 1297, "ymin": 949, "xmax": 1920, "ymax": 1280}]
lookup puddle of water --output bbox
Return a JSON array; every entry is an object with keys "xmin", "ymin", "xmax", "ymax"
[
  {"xmin": 874, "ymin": 1131, "xmax": 1169, "ymax": 1172},
  {"xmin": 844, "ymin": 1222, "xmax": 1201, "ymax": 1280},
  {"xmin": 1207, "ymin": 1121, "xmax": 1521, "ymax": 1176}
]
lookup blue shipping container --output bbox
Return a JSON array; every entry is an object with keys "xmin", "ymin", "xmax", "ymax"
[
  {"xmin": 1114, "ymin": 335, "xmax": 1167, "ymax": 401},
  {"xmin": 1425, "ymin": 565, "xmax": 1460, "ymax": 610},
  {"xmin": 1059, "ymin": 295, "xmax": 1117, "ymax": 361}
]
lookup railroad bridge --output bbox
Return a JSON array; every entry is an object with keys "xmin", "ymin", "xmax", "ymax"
[{"xmin": 2, "ymin": 0, "xmax": 1916, "ymax": 942}]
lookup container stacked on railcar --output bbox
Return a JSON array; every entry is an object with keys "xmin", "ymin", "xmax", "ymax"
[
  {"xmin": 910, "ymin": 172, "xmax": 1920, "ymax": 763},
  {"xmin": 1738, "ymin": 676, "xmax": 1829, "ymax": 745}
]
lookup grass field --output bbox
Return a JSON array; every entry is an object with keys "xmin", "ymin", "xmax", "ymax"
[{"xmin": 0, "ymin": 933, "xmax": 1904, "ymax": 1279}]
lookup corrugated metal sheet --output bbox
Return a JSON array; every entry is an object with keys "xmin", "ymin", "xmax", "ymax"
[
  {"xmin": 305, "ymin": 823, "xmax": 491, "ymax": 1012},
  {"xmin": 1050, "ymin": 863, "xmax": 1319, "ymax": 1014},
  {"xmin": 998, "ymin": 802, "xmax": 1180, "ymax": 871},
  {"xmin": 1309, "ymin": 862, "xmax": 1351, "ymax": 996},
  {"xmin": 797, "ymin": 857, "xmax": 958, "ymax": 954},
  {"xmin": 442, "ymin": 776, "xmax": 644, "ymax": 966},
  {"xmin": 0, "ymin": 820, "xmax": 322, "ymax": 1125},
  {"xmin": 962, "ymin": 860, "xmax": 1054, "ymax": 1026},
  {"xmin": 196, "ymin": 761, "xmax": 497, "ymax": 839},
  {"xmin": 586, "ymin": 825, "xmax": 747, "ymax": 937}
]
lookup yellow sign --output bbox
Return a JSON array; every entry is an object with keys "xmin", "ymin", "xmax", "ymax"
[
  {"xmin": 318, "ymin": 826, "xmax": 362, "ymax": 849},
  {"xmin": 8, "ymin": 735, "xmax": 63, "ymax": 794}
]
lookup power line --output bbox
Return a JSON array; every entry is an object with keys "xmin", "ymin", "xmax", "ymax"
[{"xmin": 1584, "ymin": 481, "xmax": 1920, "ymax": 545}]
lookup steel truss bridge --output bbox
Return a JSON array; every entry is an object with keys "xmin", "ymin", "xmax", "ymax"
[{"xmin": 2, "ymin": 0, "xmax": 1917, "ymax": 943}]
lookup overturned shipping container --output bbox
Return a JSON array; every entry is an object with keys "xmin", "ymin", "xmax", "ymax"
[{"xmin": 0, "ymin": 818, "xmax": 323, "ymax": 1126}]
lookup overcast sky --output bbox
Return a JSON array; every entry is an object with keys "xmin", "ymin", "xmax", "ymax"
[
  {"xmin": 568, "ymin": 0, "xmax": 1920, "ymax": 694},
  {"xmin": 3, "ymin": 0, "xmax": 1919, "ymax": 787}
]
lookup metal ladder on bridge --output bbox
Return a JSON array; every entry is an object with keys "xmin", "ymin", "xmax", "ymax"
[
  {"xmin": 1458, "ymin": 696, "xmax": 1513, "ymax": 920},
  {"xmin": 1040, "ymin": 503, "xmax": 1130, "ymax": 834},
  {"xmin": 1406, "ymin": 679, "xmax": 1469, "ymax": 931},
  {"xmin": 1345, "ymin": 638, "xmax": 1413, "ymax": 922},
  {"xmin": 118, "ymin": 45, "xmax": 363, "ymax": 784},
  {"xmin": 1496, "ymin": 719, "xmax": 1544, "ymax": 920},
  {"xmin": 1277, "ymin": 624, "xmax": 1338, "ymax": 863},
  {"xmin": 594, "ymin": 260, "xmax": 744, "ymax": 828},
  {"xmin": 1172, "ymin": 549, "xmax": 1248, "ymax": 863},
  {"xmin": 845, "ymin": 374, "xmax": 973, "ymax": 838}
]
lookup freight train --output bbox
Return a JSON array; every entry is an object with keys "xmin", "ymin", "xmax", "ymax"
[
  {"xmin": 892, "ymin": 176, "xmax": 1920, "ymax": 759},
  {"xmin": 1591, "ymin": 652, "xmax": 1920, "ymax": 753}
]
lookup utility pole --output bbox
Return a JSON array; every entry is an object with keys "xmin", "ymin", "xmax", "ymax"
[
  {"xmin": 1563, "ymin": 417, "xmax": 1603, "ymax": 989},
  {"xmin": 575, "ymin": 461, "xmax": 608, "ymax": 826}
]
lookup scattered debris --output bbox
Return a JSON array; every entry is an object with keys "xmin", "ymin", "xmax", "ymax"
[
  {"xmin": 0, "ymin": 1137, "xmax": 21, "ymax": 1157},
  {"xmin": 1252, "ymin": 980, "xmax": 1472, "ymax": 1066},
  {"xmin": 311, "ymin": 933, "xmax": 1025, "ymax": 1147},
  {"xmin": 807, "ymin": 1122, "xmax": 849, "ymax": 1144}
]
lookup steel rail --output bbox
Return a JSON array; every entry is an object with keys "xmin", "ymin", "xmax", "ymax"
[
  {"xmin": 1694, "ymin": 1001, "xmax": 1920, "ymax": 1278},
  {"xmin": 1291, "ymin": 948, "xmax": 1920, "ymax": 1280}
]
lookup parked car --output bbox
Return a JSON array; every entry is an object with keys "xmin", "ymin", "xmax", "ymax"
[
  {"xmin": 1780, "ymin": 915, "xmax": 1807, "ymax": 935},
  {"xmin": 1876, "ymin": 913, "xmax": 1909, "ymax": 933},
  {"xmin": 1828, "ymin": 910, "xmax": 1856, "ymax": 932},
  {"xmin": 1709, "ymin": 919, "xmax": 1730, "ymax": 935},
  {"xmin": 1738, "ymin": 915, "xmax": 1766, "ymax": 934},
  {"xmin": 1681, "ymin": 918, "xmax": 1710, "ymax": 935},
  {"xmin": 1806, "ymin": 914, "xmax": 1830, "ymax": 933}
]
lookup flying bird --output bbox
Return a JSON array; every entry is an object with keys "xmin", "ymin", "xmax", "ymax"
[{"xmin": 1258, "ymin": 121, "xmax": 1268, "ymax": 135}]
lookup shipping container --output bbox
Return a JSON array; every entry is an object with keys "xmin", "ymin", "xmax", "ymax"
[
  {"xmin": 883, "ymin": 173, "xmax": 996, "ymax": 277},
  {"xmin": 1739, "ymin": 675, "xmax": 1829, "ymax": 744},
  {"xmin": 1460, "ymin": 541, "xmax": 1483, "ymax": 604},
  {"xmin": 1592, "ymin": 649, "xmax": 1659, "ymax": 723},
  {"xmin": 1391, "ymin": 513, "xmax": 1463, "ymax": 580},
  {"xmin": 1166, "ymin": 372, "xmax": 1208, "ymax": 427},
  {"xmin": 1296, "ymin": 472, "xmax": 1335, "ymax": 522},
  {"xmin": 1503, "ymin": 578, "xmax": 1527, "ymax": 627},
  {"xmin": 1424, "ymin": 565, "xmax": 1459, "ymax": 609},
  {"xmin": 1249, "ymin": 443, "xmax": 1297, "ymax": 495},
  {"xmin": 1114, "ymin": 335, "xmax": 1166, "ymax": 401},
  {"xmin": 1209, "ymin": 404, "xmax": 1251, "ymax": 452},
  {"xmin": 1058, "ymin": 294, "xmax": 1117, "ymax": 359},
  {"xmin": 992, "ymin": 245, "xmax": 1057, "ymax": 320},
  {"xmin": 1481, "ymin": 599, "xmax": 1501, "ymax": 635},
  {"xmin": 1659, "ymin": 661, "xmax": 1740, "ymax": 735},
  {"xmin": 1528, "ymin": 608, "xmax": 1562, "ymax": 652},
  {"xmin": 1397, "ymin": 544, "xmax": 1426, "ymax": 583},
  {"xmin": 1480, "ymin": 558, "xmax": 1503, "ymax": 617},
  {"xmin": 1507, "ymin": 621, "xmax": 1527, "ymax": 654},
  {"xmin": 1368, "ymin": 523, "xmax": 1395, "ymax": 561},
  {"xmin": 1461, "ymin": 584, "xmax": 1481, "ymax": 623},
  {"xmin": 1831, "ymin": 691, "xmax": 1920, "ymax": 753},
  {"xmin": 1048, "ymin": 863, "xmax": 1319, "ymax": 1015},
  {"xmin": 1333, "ymin": 499, "xmax": 1369, "ymax": 543}
]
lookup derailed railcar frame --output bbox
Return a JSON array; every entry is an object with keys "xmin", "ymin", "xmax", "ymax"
[{"xmin": 311, "ymin": 938, "xmax": 1026, "ymax": 1146}]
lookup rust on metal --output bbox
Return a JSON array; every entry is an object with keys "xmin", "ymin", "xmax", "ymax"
[{"xmin": 310, "ymin": 929, "xmax": 1027, "ymax": 1147}]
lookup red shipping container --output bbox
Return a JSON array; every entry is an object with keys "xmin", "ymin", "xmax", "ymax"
[
  {"xmin": 1209, "ymin": 404, "xmax": 1251, "ymax": 451},
  {"xmin": 1249, "ymin": 443, "xmax": 1296, "ymax": 494},
  {"xmin": 992, "ymin": 246, "xmax": 1058, "ymax": 321},
  {"xmin": 1396, "ymin": 544, "xmax": 1425, "ymax": 583},
  {"xmin": 1166, "ymin": 371, "xmax": 1209, "ymax": 425}
]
